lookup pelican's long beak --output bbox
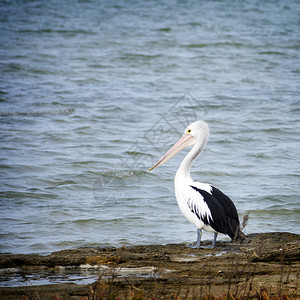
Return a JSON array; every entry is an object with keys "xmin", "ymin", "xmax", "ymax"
[{"xmin": 148, "ymin": 133, "xmax": 195, "ymax": 171}]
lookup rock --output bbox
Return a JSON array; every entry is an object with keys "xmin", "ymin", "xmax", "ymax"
[{"xmin": 0, "ymin": 232, "xmax": 299, "ymax": 299}]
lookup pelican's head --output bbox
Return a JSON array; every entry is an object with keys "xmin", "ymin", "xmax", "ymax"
[
  {"xmin": 184, "ymin": 120, "xmax": 209, "ymax": 142},
  {"xmin": 148, "ymin": 120, "xmax": 209, "ymax": 171}
]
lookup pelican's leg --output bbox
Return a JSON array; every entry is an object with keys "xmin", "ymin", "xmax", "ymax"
[
  {"xmin": 196, "ymin": 228, "xmax": 202, "ymax": 248},
  {"xmin": 212, "ymin": 232, "xmax": 218, "ymax": 248},
  {"xmin": 187, "ymin": 228, "xmax": 202, "ymax": 248}
]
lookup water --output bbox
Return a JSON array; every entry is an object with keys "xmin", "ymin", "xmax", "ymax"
[
  {"xmin": 0, "ymin": 265, "xmax": 100, "ymax": 287},
  {"xmin": 0, "ymin": 264, "xmax": 159, "ymax": 287},
  {"xmin": 0, "ymin": 0, "xmax": 299, "ymax": 257}
]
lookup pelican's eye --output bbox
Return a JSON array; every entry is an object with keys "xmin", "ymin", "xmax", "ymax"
[{"xmin": 187, "ymin": 129, "xmax": 191, "ymax": 134}]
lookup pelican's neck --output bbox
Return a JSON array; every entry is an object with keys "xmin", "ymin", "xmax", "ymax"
[{"xmin": 175, "ymin": 140, "xmax": 206, "ymax": 184}]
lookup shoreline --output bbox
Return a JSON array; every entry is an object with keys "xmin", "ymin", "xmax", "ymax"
[{"xmin": 0, "ymin": 232, "xmax": 299, "ymax": 299}]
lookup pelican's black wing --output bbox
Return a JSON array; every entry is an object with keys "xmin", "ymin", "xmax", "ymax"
[{"xmin": 190, "ymin": 185, "xmax": 241, "ymax": 240}]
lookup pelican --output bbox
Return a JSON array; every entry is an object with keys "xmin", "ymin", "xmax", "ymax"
[{"xmin": 148, "ymin": 120, "xmax": 245, "ymax": 247}]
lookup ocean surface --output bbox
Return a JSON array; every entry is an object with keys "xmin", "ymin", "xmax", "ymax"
[{"xmin": 0, "ymin": 0, "xmax": 299, "ymax": 256}]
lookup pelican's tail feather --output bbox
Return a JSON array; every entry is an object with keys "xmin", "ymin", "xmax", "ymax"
[{"xmin": 232, "ymin": 227, "xmax": 247, "ymax": 243}]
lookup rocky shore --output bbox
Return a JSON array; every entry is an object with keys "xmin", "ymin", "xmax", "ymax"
[{"xmin": 0, "ymin": 232, "xmax": 299, "ymax": 299}]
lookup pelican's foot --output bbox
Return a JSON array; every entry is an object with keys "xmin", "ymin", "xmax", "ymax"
[
  {"xmin": 188, "ymin": 243, "xmax": 217, "ymax": 249},
  {"xmin": 187, "ymin": 241, "xmax": 202, "ymax": 249}
]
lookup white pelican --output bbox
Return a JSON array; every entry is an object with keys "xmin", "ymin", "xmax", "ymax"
[{"xmin": 148, "ymin": 120, "xmax": 245, "ymax": 247}]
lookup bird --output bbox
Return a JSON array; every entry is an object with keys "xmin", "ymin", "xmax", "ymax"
[{"xmin": 148, "ymin": 120, "xmax": 245, "ymax": 248}]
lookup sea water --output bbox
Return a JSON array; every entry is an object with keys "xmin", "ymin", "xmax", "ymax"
[{"xmin": 0, "ymin": 0, "xmax": 299, "ymax": 255}]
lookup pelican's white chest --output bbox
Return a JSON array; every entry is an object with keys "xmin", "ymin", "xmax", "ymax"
[
  {"xmin": 174, "ymin": 172, "xmax": 204, "ymax": 229},
  {"xmin": 174, "ymin": 167, "xmax": 216, "ymax": 233}
]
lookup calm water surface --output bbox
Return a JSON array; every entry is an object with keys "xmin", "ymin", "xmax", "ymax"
[{"xmin": 0, "ymin": 0, "xmax": 299, "ymax": 256}]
